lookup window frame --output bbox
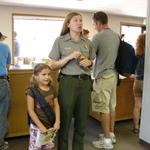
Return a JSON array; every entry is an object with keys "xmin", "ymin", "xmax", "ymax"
[
  {"xmin": 12, "ymin": 13, "xmax": 65, "ymax": 64},
  {"xmin": 120, "ymin": 22, "xmax": 146, "ymax": 48},
  {"xmin": 120, "ymin": 22, "xmax": 146, "ymax": 35}
]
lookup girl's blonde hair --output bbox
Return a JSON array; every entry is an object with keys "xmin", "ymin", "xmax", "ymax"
[
  {"xmin": 29, "ymin": 63, "xmax": 52, "ymax": 88},
  {"xmin": 135, "ymin": 33, "xmax": 146, "ymax": 56},
  {"xmin": 60, "ymin": 12, "xmax": 82, "ymax": 36}
]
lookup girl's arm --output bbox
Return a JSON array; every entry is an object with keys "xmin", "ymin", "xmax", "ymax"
[
  {"xmin": 53, "ymin": 98, "xmax": 60, "ymax": 130},
  {"xmin": 27, "ymin": 95, "xmax": 47, "ymax": 133}
]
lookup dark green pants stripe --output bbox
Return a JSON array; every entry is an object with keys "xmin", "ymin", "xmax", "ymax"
[{"xmin": 58, "ymin": 76, "xmax": 92, "ymax": 150}]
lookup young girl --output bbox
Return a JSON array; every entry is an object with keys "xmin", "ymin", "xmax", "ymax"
[{"xmin": 26, "ymin": 63, "xmax": 60, "ymax": 150}]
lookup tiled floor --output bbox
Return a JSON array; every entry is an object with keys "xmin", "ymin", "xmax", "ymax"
[{"xmin": 6, "ymin": 117, "xmax": 148, "ymax": 150}]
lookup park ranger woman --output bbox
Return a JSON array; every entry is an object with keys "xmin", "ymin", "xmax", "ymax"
[{"xmin": 49, "ymin": 12, "xmax": 95, "ymax": 150}]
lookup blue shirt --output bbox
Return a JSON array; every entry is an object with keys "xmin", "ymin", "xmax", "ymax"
[{"xmin": 0, "ymin": 42, "xmax": 11, "ymax": 76}]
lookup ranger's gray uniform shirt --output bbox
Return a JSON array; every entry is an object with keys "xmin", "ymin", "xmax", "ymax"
[
  {"xmin": 49, "ymin": 33, "xmax": 95, "ymax": 75},
  {"xmin": 92, "ymin": 29, "xmax": 120, "ymax": 79}
]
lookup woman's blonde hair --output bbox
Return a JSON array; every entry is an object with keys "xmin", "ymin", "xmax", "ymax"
[
  {"xmin": 29, "ymin": 63, "xmax": 52, "ymax": 88},
  {"xmin": 60, "ymin": 12, "xmax": 82, "ymax": 36},
  {"xmin": 135, "ymin": 33, "xmax": 146, "ymax": 56}
]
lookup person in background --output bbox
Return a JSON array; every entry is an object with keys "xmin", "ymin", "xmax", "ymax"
[
  {"xmin": 82, "ymin": 29, "xmax": 90, "ymax": 39},
  {"xmin": 49, "ymin": 12, "xmax": 95, "ymax": 150},
  {"xmin": 91, "ymin": 11, "xmax": 120, "ymax": 149},
  {"xmin": 26, "ymin": 63, "xmax": 60, "ymax": 150},
  {"xmin": 14, "ymin": 31, "xmax": 20, "ymax": 65},
  {"xmin": 0, "ymin": 32, "xmax": 11, "ymax": 150},
  {"xmin": 14, "ymin": 31, "xmax": 20, "ymax": 57},
  {"xmin": 133, "ymin": 33, "xmax": 146, "ymax": 134}
]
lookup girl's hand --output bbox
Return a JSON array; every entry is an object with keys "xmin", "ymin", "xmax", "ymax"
[
  {"xmin": 39, "ymin": 126, "xmax": 48, "ymax": 134},
  {"xmin": 53, "ymin": 121, "xmax": 60, "ymax": 131},
  {"xmin": 79, "ymin": 58, "xmax": 92, "ymax": 67}
]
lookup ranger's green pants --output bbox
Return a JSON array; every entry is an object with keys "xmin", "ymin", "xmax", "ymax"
[{"xmin": 58, "ymin": 76, "xmax": 92, "ymax": 150}]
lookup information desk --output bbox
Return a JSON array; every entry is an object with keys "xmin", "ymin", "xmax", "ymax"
[{"xmin": 7, "ymin": 68, "xmax": 134, "ymax": 137}]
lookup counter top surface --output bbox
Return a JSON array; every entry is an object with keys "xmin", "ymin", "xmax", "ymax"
[{"xmin": 10, "ymin": 65, "xmax": 33, "ymax": 70}]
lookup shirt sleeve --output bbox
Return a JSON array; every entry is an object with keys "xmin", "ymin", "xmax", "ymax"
[
  {"xmin": 48, "ymin": 37, "xmax": 61, "ymax": 60},
  {"xmin": 6, "ymin": 45, "xmax": 11, "ymax": 64},
  {"xmin": 92, "ymin": 34, "xmax": 100, "ymax": 55},
  {"xmin": 26, "ymin": 88, "xmax": 35, "ymax": 98},
  {"xmin": 88, "ymin": 40, "xmax": 96, "ymax": 60}
]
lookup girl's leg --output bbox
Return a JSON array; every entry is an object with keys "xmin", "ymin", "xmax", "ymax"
[
  {"xmin": 133, "ymin": 97, "xmax": 142, "ymax": 129},
  {"xmin": 29, "ymin": 123, "xmax": 41, "ymax": 150}
]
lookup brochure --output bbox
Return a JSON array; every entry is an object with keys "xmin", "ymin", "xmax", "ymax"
[{"xmin": 35, "ymin": 128, "xmax": 56, "ymax": 147}]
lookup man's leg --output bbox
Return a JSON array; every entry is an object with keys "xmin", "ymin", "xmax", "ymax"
[
  {"xmin": 92, "ymin": 73, "xmax": 117, "ymax": 149},
  {"xmin": 100, "ymin": 113, "xmax": 111, "ymax": 138},
  {"xmin": 0, "ymin": 80, "xmax": 10, "ymax": 146},
  {"xmin": 110, "ymin": 111, "xmax": 115, "ymax": 133}
]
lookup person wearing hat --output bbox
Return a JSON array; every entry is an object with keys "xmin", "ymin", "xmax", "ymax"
[
  {"xmin": 0, "ymin": 32, "xmax": 11, "ymax": 150},
  {"xmin": 0, "ymin": 32, "xmax": 7, "ymax": 40}
]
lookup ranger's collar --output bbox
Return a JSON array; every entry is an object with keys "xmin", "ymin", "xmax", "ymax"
[{"xmin": 63, "ymin": 33, "xmax": 86, "ymax": 42}]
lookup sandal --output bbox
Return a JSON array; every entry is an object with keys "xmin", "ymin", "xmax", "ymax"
[{"xmin": 132, "ymin": 128, "xmax": 139, "ymax": 134}]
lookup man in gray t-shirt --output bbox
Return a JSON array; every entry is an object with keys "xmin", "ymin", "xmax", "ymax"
[{"xmin": 91, "ymin": 11, "xmax": 120, "ymax": 150}]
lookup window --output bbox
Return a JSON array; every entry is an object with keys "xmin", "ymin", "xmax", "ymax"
[
  {"xmin": 121, "ymin": 23, "xmax": 146, "ymax": 48},
  {"xmin": 13, "ymin": 14, "xmax": 64, "ymax": 65}
]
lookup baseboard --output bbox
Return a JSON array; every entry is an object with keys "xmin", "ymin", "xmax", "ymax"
[{"xmin": 139, "ymin": 138, "xmax": 150, "ymax": 149}]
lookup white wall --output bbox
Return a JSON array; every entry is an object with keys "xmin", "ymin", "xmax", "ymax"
[
  {"xmin": 0, "ymin": 5, "xmax": 144, "ymax": 53},
  {"xmin": 140, "ymin": 0, "xmax": 150, "ymax": 144}
]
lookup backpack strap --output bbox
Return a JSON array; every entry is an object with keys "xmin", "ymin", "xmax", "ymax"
[{"xmin": 29, "ymin": 87, "xmax": 55, "ymax": 126}]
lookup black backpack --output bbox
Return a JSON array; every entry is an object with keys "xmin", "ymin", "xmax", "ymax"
[
  {"xmin": 115, "ymin": 39, "xmax": 138, "ymax": 77},
  {"xmin": 28, "ymin": 87, "xmax": 55, "ymax": 126}
]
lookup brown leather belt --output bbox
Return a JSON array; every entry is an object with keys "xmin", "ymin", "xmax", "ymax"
[{"xmin": 0, "ymin": 76, "xmax": 7, "ymax": 79}]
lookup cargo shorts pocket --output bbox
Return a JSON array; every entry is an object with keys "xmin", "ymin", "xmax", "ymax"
[
  {"xmin": 91, "ymin": 91, "xmax": 104, "ymax": 112},
  {"xmin": 102, "ymin": 73, "xmax": 114, "ymax": 79}
]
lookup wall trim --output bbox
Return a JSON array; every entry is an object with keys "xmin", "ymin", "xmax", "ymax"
[{"xmin": 139, "ymin": 139, "xmax": 150, "ymax": 149}]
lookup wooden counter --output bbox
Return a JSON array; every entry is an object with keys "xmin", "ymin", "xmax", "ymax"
[
  {"xmin": 7, "ymin": 69, "xmax": 32, "ymax": 137},
  {"xmin": 89, "ymin": 78, "xmax": 134, "ymax": 121},
  {"xmin": 116, "ymin": 78, "xmax": 134, "ymax": 121},
  {"xmin": 7, "ymin": 68, "xmax": 58, "ymax": 137},
  {"xmin": 7, "ymin": 69, "xmax": 134, "ymax": 137}
]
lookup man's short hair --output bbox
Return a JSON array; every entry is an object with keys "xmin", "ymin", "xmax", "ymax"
[{"xmin": 93, "ymin": 11, "xmax": 108, "ymax": 24}]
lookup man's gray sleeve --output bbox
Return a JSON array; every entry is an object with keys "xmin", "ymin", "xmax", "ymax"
[
  {"xmin": 88, "ymin": 40, "xmax": 96, "ymax": 60},
  {"xmin": 92, "ymin": 35, "xmax": 99, "ymax": 55}
]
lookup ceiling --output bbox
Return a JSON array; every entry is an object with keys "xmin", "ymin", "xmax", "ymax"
[{"xmin": 0, "ymin": 0, "xmax": 147, "ymax": 18}]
